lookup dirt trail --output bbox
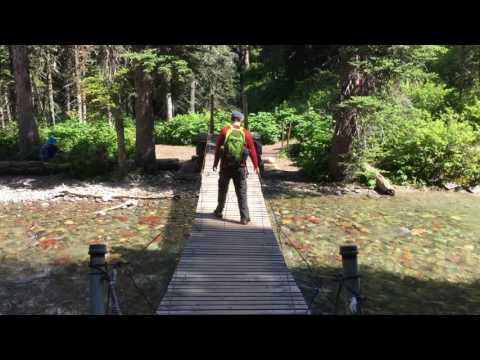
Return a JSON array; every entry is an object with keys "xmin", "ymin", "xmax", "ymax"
[{"xmin": 261, "ymin": 142, "xmax": 300, "ymax": 172}]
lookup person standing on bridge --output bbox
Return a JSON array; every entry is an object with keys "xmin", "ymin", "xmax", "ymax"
[{"xmin": 213, "ymin": 111, "xmax": 259, "ymax": 225}]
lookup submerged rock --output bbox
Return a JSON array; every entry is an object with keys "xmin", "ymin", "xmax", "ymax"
[{"xmin": 397, "ymin": 227, "xmax": 412, "ymax": 237}]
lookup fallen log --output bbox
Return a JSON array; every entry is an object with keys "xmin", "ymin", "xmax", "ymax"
[
  {"xmin": 0, "ymin": 161, "xmax": 69, "ymax": 175},
  {"xmin": 156, "ymin": 159, "xmax": 180, "ymax": 171},
  {"xmin": 95, "ymin": 200, "xmax": 138, "ymax": 216},
  {"xmin": 52, "ymin": 190, "xmax": 180, "ymax": 201},
  {"xmin": 363, "ymin": 164, "xmax": 395, "ymax": 196}
]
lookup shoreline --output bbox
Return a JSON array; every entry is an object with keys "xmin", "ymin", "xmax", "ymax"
[{"xmin": 1, "ymin": 172, "xmax": 478, "ymax": 204}]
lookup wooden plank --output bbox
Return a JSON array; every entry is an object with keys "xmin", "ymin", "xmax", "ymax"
[
  {"xmin": 162, "ymin": 296, "xmax": 307, "ymax": 302},
  {"xmin": 167, "ymin": 286, "xmax": 301, "ymax": 292},
  {"xmin": 160, "ymin": 301, "xmax": 307, "ymax": 306},
  {"xmin": 157, "ymin": 310, "xmax": 308, "ymax": 315},
  {"xmin": 170, "ymin": 277, "xmax": 295, "ymax": 282},
  {"xmin": 158, "ymin": 305, "xmax": 308, "ymax": 311},
  {"xmin": 174, "ymin": 268, "xmax": 291, "ymax": 273}
]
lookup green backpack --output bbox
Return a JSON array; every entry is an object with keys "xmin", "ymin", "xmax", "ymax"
[{"xmin": 223, "ymin": 126, "xmax": 246, "ymax": 167}]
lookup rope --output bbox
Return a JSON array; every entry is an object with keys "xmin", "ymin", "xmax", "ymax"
[
  {"xmin": 123, "ymin": 263, "xmax": 157, "ymax": 313},
  {"xmin": 257, "ymin": 175, "xmax": 366, "ymax": 314}
]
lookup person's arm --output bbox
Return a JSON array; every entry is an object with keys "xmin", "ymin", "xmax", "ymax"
[
  {"xmin": 244, "ymin": 130, "xmax": 259, "ymax": 171},
  {"xmin": 213, "ymin": 127, "xmax": 227, "ymax": 170}
]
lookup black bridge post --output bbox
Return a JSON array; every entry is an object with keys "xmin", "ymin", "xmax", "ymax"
[
  {"xmin": 89, "ymin": 244, "xmax": 107, "ymax": 315},
  {"xmin": 339, "ymin": 244, "xmax": 361, "ymax": 314}
]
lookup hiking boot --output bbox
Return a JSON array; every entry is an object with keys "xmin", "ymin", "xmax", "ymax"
[
  {"xmin": 213, "ymin": 210, "xmax": 223, "ymax": 219},
  {"xmin": 240, "ymin": 218, "xmax": 250, "ymax": 225}
]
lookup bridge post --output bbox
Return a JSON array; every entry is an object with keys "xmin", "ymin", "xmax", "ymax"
[
  {"xmin": 88, "ymin": 244, "xmax": 107, "ymax": 315},
  {"xmin": 339, "ymin": 244, "xmax": 361, "ymax": 314}
]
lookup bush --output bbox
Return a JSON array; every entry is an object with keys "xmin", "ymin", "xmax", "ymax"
[
  {"xmin": 248, "ymin": 112, "xmax": 281, "ymax": 144},
  {"xmin": 293, "ymin": 112, "xmax": 333, "ymax": 180},
  {"xmin": 0, "ymin": 123, "xmax": 19, "ymax": 160},
  {"xmin": 380, "ymin": 112, "xmax": 480, "ymax": 186},
  {"xmin": 402, "ymin": 80, "xmax": 453, "ymax": 115},
  {"xmin": 155, "ymin": 112, "xmax": 209, "ymax": 145},
  {"xmin": 45, "ymin": 119, "xmax": 136, "ymax": 178},
  {"xmin": 462, "ymin": 97, "xmax": 480, "ymax": 126},
  {"xmin": 154, "ymin": 111, "xmax": 282, "ymax": 145}
]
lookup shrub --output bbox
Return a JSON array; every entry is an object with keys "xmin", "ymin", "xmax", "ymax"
[
  {"xmin": 154, "ymin": 111, "xmax": 282, "ymax": 145},
  {"xmin": 402, "ymin": 80, "xmax": 453, "ymax": 115},
  {"xmin": 293, "ymin": 112, "xmax": 333, "ymax": 180},
  {"xmin": 0, "ymin": 123, "xmax": 19, "ymax": 160},
  {"xmin": 380, "ymin": 113, "xmax": 480, "ymax": 186},
  {"xmin": 462, "ymin": 97, "xmax": 480, "ymax": 126},
  {"xmin": 155, "ymin": 112, "xmax": 209, "ymax": 145},
  {"xmin": 44, "ymin": 119, "xmax": 136, "ymax": 178},
  {"xmin": 248, "ymin": 112, "xmax": 281, "ymax": 144}
]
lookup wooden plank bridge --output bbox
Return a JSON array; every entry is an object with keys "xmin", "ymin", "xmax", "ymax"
[{"xmin": 157, "ymin": 136, "xmax": 309, "ymax": 314}]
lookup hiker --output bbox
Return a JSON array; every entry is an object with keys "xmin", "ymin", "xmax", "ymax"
[
  {"xmin": 213, "ymin": 111, "xmax": 259, "ymax": 225},
  {"xmin": 40, "ymin": 135, "xmax": 59, "ymax": 162}
]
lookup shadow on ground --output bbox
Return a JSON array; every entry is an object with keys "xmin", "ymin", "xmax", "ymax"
[
  {"xmin": 0, "ymin": 176, "xmax": 200, "ymax": 315},
  {"xmin": 290, "ymin": 263, "xmax": 480, "ymax": 315}
]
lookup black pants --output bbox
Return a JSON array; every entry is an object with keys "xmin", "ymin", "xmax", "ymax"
[{"xmin": 215, "ymin": 166, "xmax": 250, "ymax": 221}]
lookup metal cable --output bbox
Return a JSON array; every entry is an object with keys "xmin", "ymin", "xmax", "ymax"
[
  {"xmin": 257, "ymin": 175, "xmax": 366, "ymax": 314},
  {"xmin": 123, "ymin": 264, "xmax": 156, "ymax": 314}
]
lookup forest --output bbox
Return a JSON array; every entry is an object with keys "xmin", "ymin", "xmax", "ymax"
[
  {"xmin": 2, "ymin": 45, "xmax": 480, "ymax": 315},
  {"xmin": 1, "ymin": 45, "xmax": 480, "ymax": 186}
]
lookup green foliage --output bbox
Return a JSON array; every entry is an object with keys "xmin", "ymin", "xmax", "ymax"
[
  {"xmin": 462, "ymin": 97, "xmax": 480, "ymax": 126},
  {"xmin": 125, "ymin": 49, "xmax": 191, "ymax": 79},
  {"xmin": 355, "ymin": 164, "xmax": 379, "ymax": 189},
  {"xmin": 401, "ymin": 80, "xmax": 453, "ymax": 115},
  {"xmin": 289, "ymin": 70, "xmax": 339, "ymax": 113},
  {"xmin": 293, "ymin": 111, "xmax": 333, "ymax": 180},
  {"xmin": 0, "ymin": 123, "xmax": 19, "ymax": 160},
  {"xmin": 247, "ymin": 112, "xmax": 281, "ymax": 144},
  {"xmin": 379, "ymin": 113, "xmax": 480, "ymax": 186},
  {"xmin": 155, "ymin": 113, "xmax": 209, "ymax": 145},
  {"xmin": 42, "ymin": 119, "xmax": 135, "ymax": 178}
]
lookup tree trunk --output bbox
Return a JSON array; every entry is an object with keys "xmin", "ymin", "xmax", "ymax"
[
  {"xmin": 66, "ymin": 83, "xmax": 71, "ymax": 114},
  {"xmin": 189, "ymin": 78, "xmax": 196, "ymax": 113},
  {"xmin": 107, "ymin": 104, "xmax": 113, "ymax": 127},
  {"xmin": 238, "ymin": 46, "xmax": 250, "ymax": 129},
  {"xmin": 328, "ymin": 54, "xmax": 368, "ymax": 180},
  {"xmin": 47, "ymin": 56, "xmax": 56, "ymax": 126},
  {"xmin": 74, "ymin": 45, "xmax": 83, "ymax": 122},
  {"xmin": 29, "ymin": 72, "xmax": 35, "ymax": 109},
  {"xmin": 0, "ymin": 104, "xmax": 5, "ymax": 129},
  {"xmin": 0, "ymin": 161, "xmax": 69, "ymax": 175},
  {"xmin": 166, "ymin": 92, "xmax": 173, "ymax": 120},
  {"xmin": 134, "ymin": 65, "xmax": 156, "ymax": 171},
  {"xmin": 112, "ymin": 104, "xmax": 127, "ymax": 176},
  {"xmin": 240, "ymin": 45, "xmax": 250, "ymax": 114},
  {"xmin": 209, "ymin": 93, "xmax": 214, "ymax": 134},
  {"xmin": 165, "ymin": 74, "xmax": 173, "ymax": 121},
  {"xmin": 4, "ymin": 86, "xmax": 12, "ymax": 122},
  {"xmin": 82, "ymin": 90, "xmax": 87, "ymax": 121},
  {"xmin": 242, "ymin": 93, "xmax": 249, "ymax": 130},
  {"xmin": 12, "ymin": 45, "xmax": 40, "ymax": 159}
]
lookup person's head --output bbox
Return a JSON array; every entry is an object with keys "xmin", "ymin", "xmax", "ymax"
[{"xmin": 231, "ymin": 111, "xmax": 244, "ymax": 124}]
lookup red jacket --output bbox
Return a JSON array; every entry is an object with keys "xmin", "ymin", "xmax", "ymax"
[{"xmin": 214, "ymin": 124, "xmax": 259, "ymax": 170}]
